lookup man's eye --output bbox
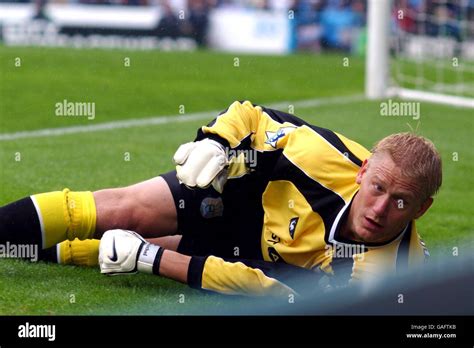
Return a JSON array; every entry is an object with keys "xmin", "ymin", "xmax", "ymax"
[{"xmin": 373, "ymin": 183, "xmax": 383, "ymax": 192}]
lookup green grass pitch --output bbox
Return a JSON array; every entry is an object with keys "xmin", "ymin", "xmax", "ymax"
[{"xmin": 0, "ymin": 46, "xmax": 472, "ymax": 314}]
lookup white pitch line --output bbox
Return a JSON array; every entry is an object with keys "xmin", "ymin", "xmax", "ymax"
[{"xmin": 0, "ymin": 94, "xmax": 365, "ymax": 141}]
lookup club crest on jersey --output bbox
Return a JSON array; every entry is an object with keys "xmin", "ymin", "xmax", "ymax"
[
  {"xmin": 265, "ymin": 126, "xmax": 295, "ymax": 148},
  {"xmin": 289, "ymin": 217, "xmax": 299, "ymax": 239},
  {"xmin": 200, "ymin": 197, "xmax": 224, "ymax": 219}
]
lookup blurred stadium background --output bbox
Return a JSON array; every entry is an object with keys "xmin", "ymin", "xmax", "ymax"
[
  {"xmin": 1, "ymin": 0, "xmax": 473, "ymax": 55},
  {"xmin": 0, "ymin": 0, "xmax": 473, "ymax": 315}
]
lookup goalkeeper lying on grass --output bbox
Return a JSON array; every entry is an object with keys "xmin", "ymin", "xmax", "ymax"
[{"xmin": 0, "ymin": 101, "xmax": 440, "ymax": 297}]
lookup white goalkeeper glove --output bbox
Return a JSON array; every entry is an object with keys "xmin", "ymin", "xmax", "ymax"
[
  {"xmin": 99, "ymin": 229, "xmax": 162, "ymax": 275},
  {"xmin": 173, "ymin": 138, "xmax": 229, "ymax": 193}
]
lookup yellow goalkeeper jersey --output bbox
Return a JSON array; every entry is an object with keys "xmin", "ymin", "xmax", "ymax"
[{"xmin": 185, "ymin": 100, "xmax": 429, "ymax": 297}]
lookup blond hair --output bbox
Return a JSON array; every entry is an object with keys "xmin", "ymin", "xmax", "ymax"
[{"xmin": 371, "ymin": 133, "xmax": 442, "ymax": 200}]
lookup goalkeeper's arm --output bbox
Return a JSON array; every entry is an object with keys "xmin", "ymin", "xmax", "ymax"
[
  {"xmin": 173, "ymin": 100, "xmax": 309, "ymax": 193},
  {"xmin": 99, "ymin": 230, "xmax": 320, "ymax": 297}
]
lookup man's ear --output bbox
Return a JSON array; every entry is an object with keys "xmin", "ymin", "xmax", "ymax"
[
  {"xmin": 356, "ymin": 159, "xmax": 369, "ymax": 185},
  {"xmin": 414, "ymin": 197, "xmax": 433, "ymax": 219}
]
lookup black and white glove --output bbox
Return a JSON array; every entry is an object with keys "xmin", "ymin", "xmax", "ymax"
[
  {"xmin": 99, "ymin": 229, "xmax": 163, "ymax": 275},
  {"xmin": 173, "ymin": 138, "xmax": 229, "ymax": 193}
]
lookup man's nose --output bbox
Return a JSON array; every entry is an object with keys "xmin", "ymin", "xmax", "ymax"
[{"xmin": 373, "ymin": 195, "xmax": 389, "ymax": 217}]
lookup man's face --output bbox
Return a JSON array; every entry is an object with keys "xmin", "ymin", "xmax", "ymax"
[{"xmin": 348, "ymin": 153, "xmax": 433, "ymax": 244}]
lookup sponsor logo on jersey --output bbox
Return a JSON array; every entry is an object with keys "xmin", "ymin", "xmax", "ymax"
[
  {"xmin": 267, "ymin": 233, "xmax": 280, "ymax": 245},
  {"xmin": 200, "ymin": 197, "xmax": 224, "ymax": 219}
]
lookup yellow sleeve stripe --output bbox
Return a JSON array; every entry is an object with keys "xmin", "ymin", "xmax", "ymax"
[
  {"xmin": 335, "ymin": 132, "xmax": 372, "ymax": 166},
  {"xmin": 306, "ymin": 126, "xmax": 367, "ymax": 170},
  {"xmin": 201, "ymin": 255, "xmax": 296, "ymax": 296},
  {"xmin": 201, "ymin": 101, "xmax": 259, "ymax": 148},
  {"xmin": 282, "ymin": 127, "xmax": 363, "ymax": 203},
  {"xmin": 201, "ymin": 101, "xmax": 296, "ymax": 151}
]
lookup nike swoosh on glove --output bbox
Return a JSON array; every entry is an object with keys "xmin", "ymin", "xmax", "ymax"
[{"xmin": 99, "ymin": 229, "xmax": 147, "ymax": 275}]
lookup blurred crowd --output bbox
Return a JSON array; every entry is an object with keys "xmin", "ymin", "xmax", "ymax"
[
  {"xmin": 291, "ymin": 0, "xmax": 366, "ymax": 53},
  {"xmin": 4, "ymin": 0, "xmax": 473, "ymax": 51},
  {"xmin": 393, "ymin": 0, "xmax": 474, "ymax": 40},
  {"xmin": 155, "ymin": 0, "xmax": 368, "ymax": 51}
]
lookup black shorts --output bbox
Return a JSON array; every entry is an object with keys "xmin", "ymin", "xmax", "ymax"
[{"xmin": 161, "ymin": 170, "xmax": 265, "ymax": 260}]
